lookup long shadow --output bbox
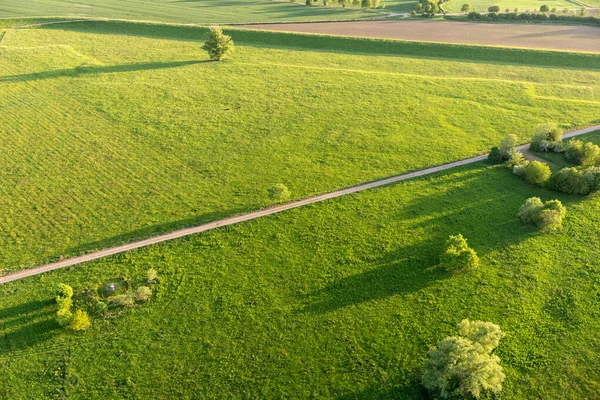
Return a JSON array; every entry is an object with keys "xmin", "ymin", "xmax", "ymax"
[
  {"xmin": 0, "ymin": 299, "xmax": 58, "ymax": 355},
  {"xmin": 38, "ymin": 21, "xmax": 600, "ymax": 71},
  {"xmin": 302, "ymin": 240, "xmax": 445, "ymax": 314},
  {"xmin": 0, "ymin": 60, "xmax": 205, "ymax": 83},
  {"xmin": 301, "ymin": 163, "xmax": 589, "ymax": 314}
]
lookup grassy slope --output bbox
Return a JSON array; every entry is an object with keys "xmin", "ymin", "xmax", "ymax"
[
  {"xmin": 1, "ymin": 22, "xmax": 599, "ymax": 272},
  {"xmin": 1, "ymin": 160, "xmax": 599, "ymax": 398},
  {"xmin": 0, "ymin": 0, "xmax": 375, "ymax": 24},
  {"xmin": 443, "ymin": 0, "xmax": 574, "ymax": 13}
]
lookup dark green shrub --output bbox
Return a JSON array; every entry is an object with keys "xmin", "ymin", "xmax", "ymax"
[
  {"xmin": 540, "ymin": 4, "xmax": 549, "ymax": 12},
  {"xmin": 488, "ymin": 147, "xmax": 503, "ymax": 164},
  {"xmin": 488, "ymin": 5, "xmax": 500, "ymax": 12},
  {"xmin": 551, "ymin": 167, "xmax": 592, "ymax": 194},
  {"xmin": 461, "ymin": 3, "xmax": 471, "ymax": 12}
]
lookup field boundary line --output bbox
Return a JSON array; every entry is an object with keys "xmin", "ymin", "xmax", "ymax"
[{"xmin": 1, "ymin": 124, "xmax": 599, "ymax": 284}]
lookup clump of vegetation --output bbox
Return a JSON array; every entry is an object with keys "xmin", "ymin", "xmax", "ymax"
[
  {"xmin": 69, "ymin": 309, "xmax": 91, "ymax": 331},
  {"xmin": 529, "ymin": 123, "xmax": 563, "ymax": 153},
  {"xmin": 460, "ymin": 3, "xmax": 471, "ymax": 12},
  {"xmin": 422, "ymin": 319, "xmax": 505, "ymax": 399},
  {"xmin": 523, "ymin": 161, "xmax": 552, "ymax": 187},
  {"xmin": 551, "ymin": 167, "xmax": 600, "ymax": 195},
  {"xmin": 414, "ymin": 0, "xmax": 441, "ymax": 16},
  {"xmin": 439, "ymin": 234, "xmax": 479, "ymax": 272},
  {"xmin": 54, "ymin": 283, "xmax": 91, "ymax": 331},
  {"xmin": 202, "ymin": 26, "xmax": 234, "ymax": 61},
  {"xmin": 488, "ymin": 5, "xmax": 500, "ymax": 12},
  {"xmin": 268, "ymin": 184, "xmax": 291, "ymax": 203},
  {"xmin": 518, "ymin": 197, "xmax": 567, "ymax": 232},
  {"xmin": 564, "ymin": 139, "xmax": 600, "ymax": 166},
  {"xmin": 146, "ymin": 268, "xmax": 158, "ymax": 283},
  {"xmin": 540, "ymin": 4, "xmax": 549, "ymax": 12},
  {"xmin": 135, "ymin": 286, "xmax": 153, "ymax": 302}
]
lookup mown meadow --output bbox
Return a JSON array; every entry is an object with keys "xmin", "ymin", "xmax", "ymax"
[
  {"xmin": 1, "ymin": 21, "xmax": 599, "ymax": 272},
  {"xmin": 1, "ymin": 159, "xmax": 599, "ymax": 398},
  {"xmin": 0, "ymin": 0, "xmax": 376, "ymax": 24}
]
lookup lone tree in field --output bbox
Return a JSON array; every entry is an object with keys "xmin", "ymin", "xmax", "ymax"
[
  {"xmin": 540, "ymin": 4, "xmax": 549, "ymax": 12},
  {"xmin": 440, "ymin": 234, "xmax": 479, "ymax": 272},
  {"xmin": 422, "ymin": 319, "xmax": 505, "ymax": 399},
  {"xmin": 202, "ymin": 26, "xmax": 234, "ymax": 61},
  {"xmin": 461, "ymin": 3, "xmax": 471, "ymax": 12}
]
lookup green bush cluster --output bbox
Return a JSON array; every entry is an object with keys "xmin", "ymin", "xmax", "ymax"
[
  {"xmin": 551, "ymin": 167, "xmax": 600, "ymax": 194},
  {"xmin": 422, "ymin": 320, "xmax": 505, "ymax": 399},
  {"xmin": 54, "ymin": 283, "xmax": 91, "ymax": 331},
  {"xmin": 414, "ymin": 0, "xmax": 446, "ymax": 16},
  {"xmin": 529, "ymin": 123, "xmax": 563, "ymax": 153},
  {"xmin": 439, "ymin": 234, "xmax": 479, "ymax": 272},
  {"xmin": 268, "ymin": 184, "xmax": 291, "ymax": 203},
  {"xmin": 518, "ymin": 197, "xmax": 567, "ymax": 232},
  {"xmin": 460, "ymin": 11, "xmax": 600, "ymax": 25},
  {"xmin": 564, "ymin": 139, "xmax": 600, "ymax": 167}
]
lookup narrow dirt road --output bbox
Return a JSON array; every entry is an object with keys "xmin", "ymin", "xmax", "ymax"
[{"xmin": 2, "ymin": 124, "xmax": 599, "ymax": 284}]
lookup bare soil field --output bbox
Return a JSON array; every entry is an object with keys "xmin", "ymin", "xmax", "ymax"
[{"xmin": 241, "ymin": 20, "xmax": 600, "ymax": 53}]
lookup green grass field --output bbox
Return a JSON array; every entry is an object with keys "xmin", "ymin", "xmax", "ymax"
[
  {"xmin": 1, "ymin": 21, "xmax": 599, "ymax": 273},
  {"xmin": 0, "ymin": 0, "xmax": 377, "ymax": 24},
  {"xmin": 2, "ymin": 157, "xmax": 600, "ymax": 398},
  {"xmin": 443, "ymin": 0, "xmax": 576, "ymax": 13}
]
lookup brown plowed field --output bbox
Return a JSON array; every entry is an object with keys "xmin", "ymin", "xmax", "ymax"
[{"xmin": 241, "ymin": 20, "xmax": 600, "ymax": 53}]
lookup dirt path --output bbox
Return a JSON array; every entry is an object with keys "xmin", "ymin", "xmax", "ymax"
[
  {"xmin": 241, "ymin": 20, "xmax": 600, "ymax": 53},
  {"xmin": 2, "ymin": 124, "xmax": 599, "ymax": 284}
]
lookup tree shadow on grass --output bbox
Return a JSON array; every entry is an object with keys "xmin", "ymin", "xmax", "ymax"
[
  {"xmin": 302, "ymin": 239, "xmax": 445, "ymax": 314},
  {"xmin": 0, "ymin": 60, "xmax": 206, "ymax": 83},
  {"xmin": 0, "ymin": 299, "xmax": 58, "ymax": 355},
  {"xmin": 301, "ymin": 163, "xmax": 586, "ymax": 314}
]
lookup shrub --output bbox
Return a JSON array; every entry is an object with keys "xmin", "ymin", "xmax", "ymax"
[
  {"xmin": 135, "ymin": 286, "xmax": 153, "ymax": 302},
  {"xmin": 523, "ymin": 161, "xmax": 552, "ymax": 187},
  {"xmin": 268, "ymin": 184, "xmax": 291, "ymax": 203},
  {"xmin": 202, "ymin": 26, "xmax": 234, "ymax": 61},
  {"xmin": 56, "ymin": 297, "xmax": 73, "ymax": 311},
  {"xmin": 583, "ymin": 167, "xmax": 600, "ymax": 191},
  {"xmin": 361, "ymin": 0, "xmax": 373, "ymax": 8},
  {"xmin": 499, "ymin": 134, "xmax": 518, "ymax": 158},
  {"xmin": 540, "ymin": 4, "xmax": 549, "ymax": 12},
  {"xmin": 562, "ymin": 139, "xmax": 600, "ymax": 166},
  {"xmin": 147, "ymin": 268, "xmax": 158, "ymax": 282},
  {"xmin": 518, "ymin": 198, "xmax": 566, "ymax": 232},
  {"xmin": 551, "ymin": 167, "xmax": 593, "ymax": 194},
  {"xmin": 551, "ymin": 7, "xmax": 557, "ymax": 13},
  {"xmin": 55, "ymin": 283, "xmax": 73, "ymax": 301},
  {"xmin": 563, "ymin": 7, "xmax": 569, "ymax": 13},
  {"xmin": 95, "ymin": 301, "xmax": 108, "ymax": 315},
  {"xmin": 352, "ymin": 0, "xmax": 360, "ymax": 5},
  {"xmin": 461, "ymin": 3, "xmax": 471, "ymax": 12},
  {"xmin": 514, "ymin": 7, "xmax": 518, "ymax": 12},
  {"xmin": 68, "ymin": 310, "xmax": 91, "ymax": 331},
  {"xmin": 467, "ymin": 11, "xmax": 480, "ymax": 19},
  {"xmin": 440, "ymin": 234, "xmax": 479, "ymax": 272},
  {"xmin": 488, "ymin": 5, "xmax": 500, "ymax": 12},
  {"xmin": 56, "ymin": 308, "xmax": 73, "ymax": 327},
  {"xmin": 487, "ymin": 147, "xmax": 503, "ymax": 164},
  {"xmin": 507, "ymin": 151, "xmax": 526, "ymax": 168},
  {"xmin": 422, "ymin": 320, "xmax": 505, "ymax": 399},
  {"xmin": 372, "ymin": 0, "xmax": 380, "ymax": 7},
  {"xmin": 517, "ymin": 197, "xmax": 544, "ymax": 224},
  {"xmin": 529, "ymin": 123, "xmax": 563, "ymax": 152}
]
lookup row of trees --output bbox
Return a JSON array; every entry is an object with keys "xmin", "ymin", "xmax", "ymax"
[
  {"xmin": 303, "ymin": 0, "xmax": 385, "ymax": 8},
  {"xmin": 462, "ymin": 9, "xmax": 597, "ymax": 23},
  {"xmin": 489, "ymin": 124, "xmax": 600, "ymax": 195}
]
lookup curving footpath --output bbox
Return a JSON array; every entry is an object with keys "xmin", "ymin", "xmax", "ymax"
[{"xmin": 1, "ymin": 127, "xmax": 599, "ymax": 284}]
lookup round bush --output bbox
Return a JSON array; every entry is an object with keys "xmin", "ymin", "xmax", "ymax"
[
  {"xmin": 268, "ymin": 184, "xmax": 291, "ymax": 203},
  {"xmin": 523, "ymin": 161, "xmax": 552, "ymax": 187}
]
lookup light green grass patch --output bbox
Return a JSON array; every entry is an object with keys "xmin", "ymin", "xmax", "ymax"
[{"xmin": 0, "ymin": 22, "xmax": 599, "ymax": 271}]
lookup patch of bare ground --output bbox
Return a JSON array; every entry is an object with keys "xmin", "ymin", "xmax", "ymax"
[{"xmin": 241, "ymin": 20, "xmax": 600, "ymax": 53}]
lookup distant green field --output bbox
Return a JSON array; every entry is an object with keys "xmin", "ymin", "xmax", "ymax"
[
  {"xmin": 1, "ymin": 21, "xmax": 599, "ymax": 272},
  {"xmin": 443, "ymin": 0, "xmax": 575, "ymax": 12},
  {"xmin": 2, "ymin": 158, "xmax": 600, "ymax": 398},
  {"xmin": 0, "ymin": 0, "xmax": 376, "ymax": 24}
]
